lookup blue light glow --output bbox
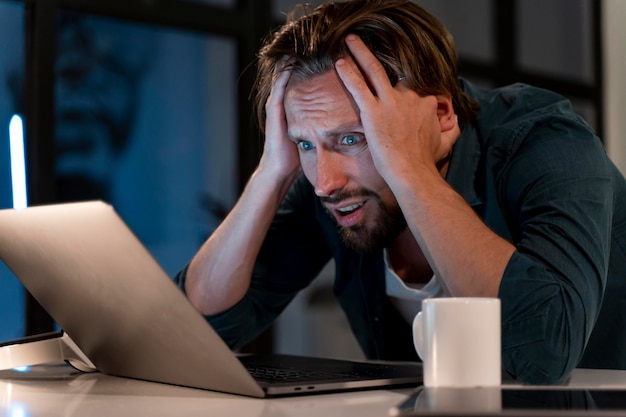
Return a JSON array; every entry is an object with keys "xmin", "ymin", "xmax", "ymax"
[
  {"xmin": 10, "ymin": 402, "xmax": 28, "ymax": 417},
  {"xmin": 9, "ymin": 114, "xmax": 27, "ymax": 209}
]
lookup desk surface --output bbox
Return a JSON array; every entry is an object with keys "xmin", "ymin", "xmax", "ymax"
[
  {"xmin": 2, "ymin": 364, "xmax": 626, "ymax": 417},
  {"xmin": 0, "ymin": 363, "xmax": 411, "ymax": 417}
]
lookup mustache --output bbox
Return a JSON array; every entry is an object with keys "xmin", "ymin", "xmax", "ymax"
[{"xmin": 318, "ymin": 188, "xmax": 379, "ymax": 205}]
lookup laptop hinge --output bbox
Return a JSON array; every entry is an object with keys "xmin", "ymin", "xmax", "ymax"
[{"xmin": 0, "ymin": 331, "xmax": 97, "ymax": 372}]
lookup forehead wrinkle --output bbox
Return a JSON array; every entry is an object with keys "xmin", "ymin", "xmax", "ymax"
[{"xmin": 285, "ymin": 71, "xmax": 362, "ymax": 141}]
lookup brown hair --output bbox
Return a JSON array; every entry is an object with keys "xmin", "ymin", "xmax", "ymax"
[{"xmin": 254, "ymin": 0, "xmax": 479, "ymax": 132}]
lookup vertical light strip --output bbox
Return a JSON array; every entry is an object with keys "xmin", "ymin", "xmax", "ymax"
[{"xmin": 9, "ymin": 114, "xmax": 27, "ymax": 209}]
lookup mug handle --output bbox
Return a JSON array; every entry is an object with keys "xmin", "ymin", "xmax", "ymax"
[{"xmin": 412, "ymin": 311, "xmax": 425, "ymax": 360}]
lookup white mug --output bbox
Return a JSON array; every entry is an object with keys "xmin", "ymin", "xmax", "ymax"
[{"xmin": 412, "ymin": 297, "xmax": 501, "ymax": 387}]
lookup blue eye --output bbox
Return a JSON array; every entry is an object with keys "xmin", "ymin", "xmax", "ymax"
[
  {"xmin": 297, "ymin": 141, "xmax": 315, "ymax": 151},
  {"xmin": 337, "ymin": 134, "xmax": 367, "ymax": 155},
  {"xmin": 341, "ymin": 135, "xmax": 361, "ymax": 146}
]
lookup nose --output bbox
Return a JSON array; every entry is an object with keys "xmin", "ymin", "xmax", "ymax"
[{"xmin": 313, "ymin": 148, "xmax": 349, "ymax": 197}]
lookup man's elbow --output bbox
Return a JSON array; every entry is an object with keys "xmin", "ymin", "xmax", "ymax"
[{"xmin": 503, "ymin": 342, "xmax": 580, "ymax": 385}]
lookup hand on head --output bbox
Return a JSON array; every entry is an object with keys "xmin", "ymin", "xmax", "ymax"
[
  {"xmin": 259, "ymin": 56, "xmax": 302, "ymax": 181},
  {"xmin": 334, "ymin": 34, "xmax": 459, "ymax": 180}
]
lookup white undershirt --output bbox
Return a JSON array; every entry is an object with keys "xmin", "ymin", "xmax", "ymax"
[{"xmin": 384, "ymin": 249, "xmax": 447, "ymax": 323}]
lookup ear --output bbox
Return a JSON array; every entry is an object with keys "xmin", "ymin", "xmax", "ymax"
[
  {"xmin": 436, "ymin": 95, "xmax": 456, "ymax": 133},
  {"xmin": 435, "ymin": 96, "xmax": 461, "ymax": 162}
]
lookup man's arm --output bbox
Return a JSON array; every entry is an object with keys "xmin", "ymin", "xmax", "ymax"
[
  {"xmin": 176, "ymin": 173, "xmax": 333, "ymax": 350},
  {"xmin": 185, "ymin": 61, "xmax": 301, "ymax": 316},
  {"xmin": 335, "ymin": 35, "xmax": 515, "ymax": 297},
  {"xmin": 496, "ymin": 125, "xmax": 612, "ymax": 383}
]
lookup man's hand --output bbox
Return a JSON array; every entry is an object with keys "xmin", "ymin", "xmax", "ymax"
[
  {"xmin": 258, "ymin": 57, "xmax": 301, "ymax": 182},
  {"xmin": 334, "ymin": 34, "xmax": 456, "ymax": 182}
]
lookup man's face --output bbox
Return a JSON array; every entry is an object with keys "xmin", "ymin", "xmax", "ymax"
[{"xmin": 284, "ymin": 70, "xmax": 406, "ymax": 253}]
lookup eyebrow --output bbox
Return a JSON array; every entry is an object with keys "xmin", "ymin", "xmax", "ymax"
[{"xmin": 288, "ymin": 121, "xmax": 364, "ymax": 142}]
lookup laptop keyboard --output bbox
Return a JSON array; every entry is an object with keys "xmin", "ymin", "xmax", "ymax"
[
  {"xmin": 246, "ymin": 366, "xmax": 352, "ymax": 383},
  {"xmin": 238, "ymin": 353, "xmax": 422, "ymax": 388}
]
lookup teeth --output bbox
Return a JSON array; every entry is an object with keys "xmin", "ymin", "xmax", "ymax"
[{"xmin": 337, "ymin": 203, "xmax": 363, "ymax": 214}]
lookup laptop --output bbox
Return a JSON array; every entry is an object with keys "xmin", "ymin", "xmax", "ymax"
[{"xmin": 0, "ymin": 201, "xmax": 422, "ymax": 397}]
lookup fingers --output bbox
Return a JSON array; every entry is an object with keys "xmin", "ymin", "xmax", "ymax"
[
  {"xmin": 346, "ymin": 34, "xmax": 401, "ymax": 93},
  {"xmin": 265, "ymin": 57, "xmax": 294, "ymax": 138},
  {"xmin": 261, "ymin": 57, "xmax": 301, "ymax": 177},
  {"xmin": 336, "ymin": 34, "xmax": 410, "ymax": 110},
  {"xmin": 266, "ymin": 56, "xmax": 293, "ymax": 110},
  {"xmin": 334, "ymin": 57, "xmax": 377, "ymax": 111},
  {"xmin": 346, "ymin": 34, "xmax": 387, "ymax": 86}
]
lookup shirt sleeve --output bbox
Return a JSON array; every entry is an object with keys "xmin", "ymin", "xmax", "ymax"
[{"xmin": 496, "ymin": 114, "xmax": 613, "ymax": 384}]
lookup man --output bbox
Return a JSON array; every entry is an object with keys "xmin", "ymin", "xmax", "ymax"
[{"xmin": 175, "ymin": 0, "xmax": 626, "ymax": 384}]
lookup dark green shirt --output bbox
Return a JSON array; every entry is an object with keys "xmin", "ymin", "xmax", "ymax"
[{"xmin": 176, "ymin": 80, "xmax": 626, "ymax": 385}]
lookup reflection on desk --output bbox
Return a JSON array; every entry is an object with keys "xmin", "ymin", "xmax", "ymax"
[
  {"xmin": 391, "ymin": 369, "xmax": 626, "ymax": 417},
  {"xmin": 0, "ymin": 363, "xmax": 410, "ymax": 417}
]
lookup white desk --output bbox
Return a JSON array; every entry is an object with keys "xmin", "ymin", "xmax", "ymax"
[
  {"xmin": 0, "ymin": 363, "xmax": 411, "ymax": 417},
  {"xmin": 2, "ymin": 364, "xmax": 626, "ymax": 417}
]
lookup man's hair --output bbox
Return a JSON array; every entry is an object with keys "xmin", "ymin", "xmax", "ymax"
[{"xmin": 254, "ymin": 0, "xmax": 479, "ymax": 133}]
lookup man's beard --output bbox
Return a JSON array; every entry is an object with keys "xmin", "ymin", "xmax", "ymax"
[{"xmin": 322, "ymin": 188, "xmax": 407, "ymax": 254}]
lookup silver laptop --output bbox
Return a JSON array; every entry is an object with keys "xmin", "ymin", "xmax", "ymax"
[{"xmin": 0, "ymin": 201, "xmax": 421, "ymax": 397}]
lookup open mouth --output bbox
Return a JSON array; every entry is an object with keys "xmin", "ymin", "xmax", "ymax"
[
  {"xmin": 328, "ymin": 200, "xmax": 368, "ymax": 228},
  {"xmin": 336, "ymin": 202, "xmax": 364, "ymax": 216}
]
